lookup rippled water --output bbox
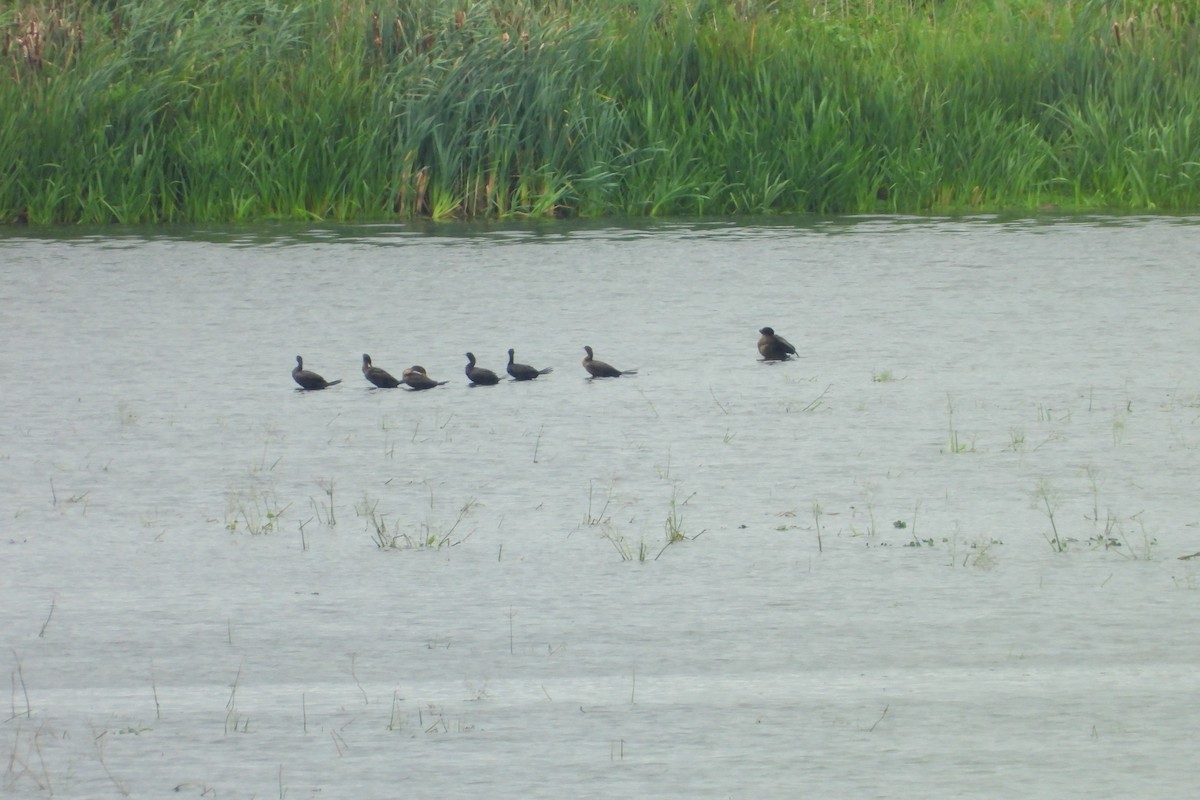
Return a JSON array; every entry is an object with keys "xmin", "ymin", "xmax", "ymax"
[{"xmin": 3, "ymin": 215, "xmax": 1199, "ymax": 798}]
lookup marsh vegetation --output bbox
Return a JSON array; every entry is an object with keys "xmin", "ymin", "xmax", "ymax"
[{"xmin": 3, "ymin": 0, "xmax": 1199, "ymax": 223}]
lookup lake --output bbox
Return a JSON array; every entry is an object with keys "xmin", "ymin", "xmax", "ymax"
[{"xmin": 2, "ymin": 215, "xmax": 1199, "ymax": 798}]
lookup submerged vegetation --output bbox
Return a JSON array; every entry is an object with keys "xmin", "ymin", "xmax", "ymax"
[{"xmin": 2, "ymin": 0, "xmax": 1199, "ymax": 223}]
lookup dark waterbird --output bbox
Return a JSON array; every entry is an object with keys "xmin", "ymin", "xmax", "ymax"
[
  {"xmin": 361, "ymin": 353, "xmax": 401, "ymax": 388},
  {"xmin": 582, "ymin": 346, "xmax": 637, "ymax": 378},
  {"xmin": 464, "ymin": 352, "xmax": 501, "ymax": 386},
  {"xmin": 507, "ymin": 348, "xmax": 553, "ymax": 381},
  {"xmin": 292, "ymin": 355, "xmax": 341, "ymax": 390},
  {"xmin": 402, "ymin": 365, "xmax": 447, "ymax": 390},
  {"xmin": 757, "ymin": 327, "xmax": 796, "ymax": 361}
]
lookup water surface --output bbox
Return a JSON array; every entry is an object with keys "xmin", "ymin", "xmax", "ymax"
[{"xmin": 2, "ymin": 215, "xmax": 1199, "ymax": 798}]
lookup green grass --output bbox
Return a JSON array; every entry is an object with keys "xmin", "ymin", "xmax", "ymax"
[{"xmin": 4, "ymin": 0, "xmax": 1200, "ymax": 223}]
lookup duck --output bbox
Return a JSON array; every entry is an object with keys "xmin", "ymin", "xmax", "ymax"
[
  {"xmin": 361, "ymin": 353, "xmax": 401, "ymax": 388},
  {"xmin": 757, "ymin": 327, "xmax": 796, "ymax": 361},
  {"xmin": 507, "ymin": 348, "xmax": 553, "ymax": 381},
  {"xmin": 402, "ymin": 365, "xmax": 447, "ymax": 390},
  {"xmin": 582, "ymin": 346, "xmax": 637, "ymax": 378},
  {"xmin": 464, "ymin": 352, "xmax": 501, "ymax": 386},
  {"xmin": 292, "ymin": 355, "xmax": 341, "ymax": 390}
]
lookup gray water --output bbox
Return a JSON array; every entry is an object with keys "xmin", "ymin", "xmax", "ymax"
[{"xmin": 2, "ymin": 215, "xmax": 1199, "ymax": 798}]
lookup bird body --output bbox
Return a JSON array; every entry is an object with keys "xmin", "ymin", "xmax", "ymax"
[
  {"xmin": 402, "ymin": 365, "xmax": 447, "ymax": 390},
  {"xmin": 464, "ymin": 352, "xmax": 501, "ymax": 385},
  {"xmin": 292, "ymin": 355, "xmax": 341, "ymax": 390},
  {"xmin": 582, "ymin": 346, "xmax": 636, "ymax": 378},
  {"xmin": 361, "ymin": 353, "xmax": 401, "ymax": 388},
  {"xmin": 507, "ymin": 348, "xmax": 553, "ymax": 381},
  {"xmin": 757, "ymin": 327, "xmax": 796, "ymax": 361}
]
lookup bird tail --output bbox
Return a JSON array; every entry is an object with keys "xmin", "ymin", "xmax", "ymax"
[{"xmin": 327, "ymin": 379, "xmax": 343, "ymax": 386}]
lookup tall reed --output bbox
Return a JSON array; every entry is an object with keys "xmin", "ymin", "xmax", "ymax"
[{"xmin": 2, "ymin": 0, "xmax": 1199, "ymax": 223}]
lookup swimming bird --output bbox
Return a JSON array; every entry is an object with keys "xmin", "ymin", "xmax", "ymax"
[
  {"xmin": 292, "ymin": 355, "xmax": 341, "ymax": 390},
  {"xmin": 757, "ymin": 327, "xmax": 796, "ymax": 361},
  {"xmin": 361, "ymin": 353, "xmax": 401, "ymax": 388},
  {"xmin": 464, "ymin": 352, "xmax": 501, "ymax": 386},
  {"xmin": 507, "ymin": 348, "xmax": 553, "ymax": 381},
  {"xmin": 402, "ymin": 365, "xmax": 447, "ymax": 390},
  {"xmin": 582, "ymin": 346, "xmax": 637, "ymax": 378}
]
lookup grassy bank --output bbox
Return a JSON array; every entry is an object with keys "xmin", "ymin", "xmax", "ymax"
[{"xmin": 2, "ymin": 0, "xmax": 1198, "ymax": 223}]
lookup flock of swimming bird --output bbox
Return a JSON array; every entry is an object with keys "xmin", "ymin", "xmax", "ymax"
[{"xmin": 290, "ymin": 327, "xmax": 796, "ymax": 390}]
